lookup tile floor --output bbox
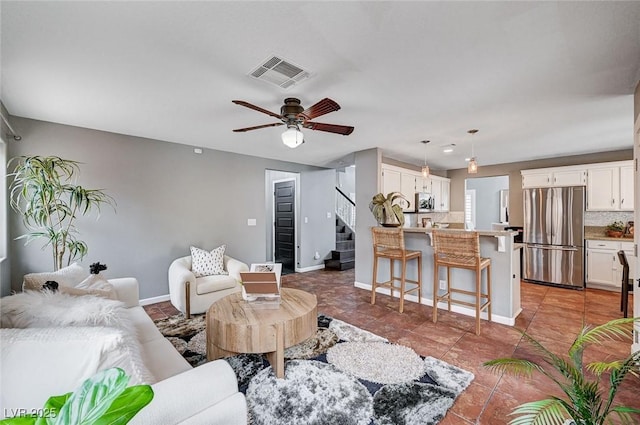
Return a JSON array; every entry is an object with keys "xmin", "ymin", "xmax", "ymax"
[{"xmin": 144, "ymin": 269, "xmax": 638, "ymax": 424}]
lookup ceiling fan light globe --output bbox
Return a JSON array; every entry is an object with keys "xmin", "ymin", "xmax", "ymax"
[{"xmin": 282, "ymin": 127, "xmax": 304, "ymax": 148}]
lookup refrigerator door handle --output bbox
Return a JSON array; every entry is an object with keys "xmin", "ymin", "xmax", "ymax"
[{"xmin": 527, "ymin": 244, "xmax": 579, "ymax": 252}]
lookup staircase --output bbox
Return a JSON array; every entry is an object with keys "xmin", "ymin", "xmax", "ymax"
[{"xmin": 325, "ymin": 216, "xmax": 355, "ymax": 271}]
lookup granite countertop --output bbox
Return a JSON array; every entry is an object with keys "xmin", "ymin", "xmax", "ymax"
[
  {"xmin": 585, "ymin": 226, "xmax": 634, "ymax": 242},
  {"xmin": 401, "ymin": 227, "xmax": 517, "ymax": 237}
]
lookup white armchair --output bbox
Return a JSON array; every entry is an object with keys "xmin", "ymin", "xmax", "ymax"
[{"xmin": 168, "ymin": 255, "xmax": 249, "ymax": 318}]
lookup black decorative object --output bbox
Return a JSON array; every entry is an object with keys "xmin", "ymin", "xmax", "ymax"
[
  {"xmin": 89, "ymin": 262, "xmax": 107, "ymax": 274},
  {"xmin": 42, "ymin": 280, "xmax": 59, "ymax": 292}
]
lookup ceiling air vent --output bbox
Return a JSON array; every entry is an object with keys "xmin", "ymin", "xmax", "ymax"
[{"xmin": 248, "ymin": 55, "xmax": 311, "ymax": 90}]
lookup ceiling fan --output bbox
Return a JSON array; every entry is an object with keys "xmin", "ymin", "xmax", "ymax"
[{"xmin": 232, "ymin": 97, "xmax": 354, "ymax": 148}]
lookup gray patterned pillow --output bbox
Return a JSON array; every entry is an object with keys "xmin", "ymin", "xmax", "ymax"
[{"xmin": 190, "ymin": 245, "xmax": 228, "ymax": 277}]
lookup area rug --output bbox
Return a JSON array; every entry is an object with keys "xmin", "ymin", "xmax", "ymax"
[{"xmin": 153, "ymin": 313, "xmax": 474, "ymax": 425}]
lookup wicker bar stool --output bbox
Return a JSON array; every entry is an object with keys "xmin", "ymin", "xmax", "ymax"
[
  {"xmin": 371, "ymin": 227, "xmax": 422, "ymax": 313},
  {"xmin": 432, "ymin": 230, "xmax": 491, "ymax": 335}
]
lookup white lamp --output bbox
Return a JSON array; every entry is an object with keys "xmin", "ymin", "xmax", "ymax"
[
  {"xmin": 281, "ymin": 125, "xmax": 304, "ymax": 148},
  {"xmin": 467, "ymin": 129, "xmax": 478, "ymax": 174}
]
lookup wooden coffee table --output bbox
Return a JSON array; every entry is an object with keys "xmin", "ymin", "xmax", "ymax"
[{"xmin": 206, "ymin": 288, "xmax": 317, "ymax": 378}]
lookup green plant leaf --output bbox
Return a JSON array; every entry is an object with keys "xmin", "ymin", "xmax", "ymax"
[
  {"xmin": 54, "ymin": 368, "xmax": 129, "ymax": 425},
  {"xmin": 90, "ymin": 386, "xmax": 154, "ymax": 425},
  {"xmin": 508, "ymin": 399, "xmax": 568, "ymax": 425}
]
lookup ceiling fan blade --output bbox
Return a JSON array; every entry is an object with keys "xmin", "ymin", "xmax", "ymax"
[
  {"xmin": 233, "ymin": 122, "xmax": 284, "ymax": 132},
  {"xmin": 303, "ymin": 121, "xmax": 354, "ymax": 135},
  {"xmin": 232, "ymin": 100, "xmax": 283, "ymax": 119},
  {"xmin": 300, "ymin": 98, "xmax": 341, "ymax": 120}
]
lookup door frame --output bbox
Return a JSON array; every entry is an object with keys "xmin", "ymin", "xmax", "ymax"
[
  {"xmin": 633, "ymin": 113, "xmax": 640, "ymax": 352},
  {"xmin": 272, "ymin": 177, "xmax": 299, "ymax": 271}
]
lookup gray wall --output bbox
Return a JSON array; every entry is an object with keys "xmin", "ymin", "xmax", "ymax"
[
  {"xmin": 337, "ymin": 166, "xmax": 356, "ymax": 201},
  {"xmin": 448, "ymin": 149, "xmax": 632, "ymax": 227},
  {"xmin": 465, "ymin": 175, "xmax": 509, "ymax": 230},
  {"xmin": 354, "ymin": 148, "xmax": 381, "ymax": 285},
  {"xmin": 635, "ymin": 80, "xmax": 639, "ymax": 123},
  {"xmin": 5, "ymin": 117, "xmax": 335, "ymax": 298}
]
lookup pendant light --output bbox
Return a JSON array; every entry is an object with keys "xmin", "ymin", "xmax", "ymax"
[
  {"xmin": 421, "ymin": 140, "xmax": 430, "ymax": 178},
  {"xmin": 467, "ymin": 129, "xmax": 478, "ymax": 174}
]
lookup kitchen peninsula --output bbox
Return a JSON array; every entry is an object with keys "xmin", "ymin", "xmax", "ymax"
[{"xmin": 358, "ymin": 227, "xmax": 521, "ymax": 326}]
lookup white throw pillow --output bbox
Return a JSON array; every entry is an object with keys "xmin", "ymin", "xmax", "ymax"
[
  {"xmin": 190, "ymin": 245, "xmax": 228, "ymax": 277},
  {"xmin": 70, "ymin": 273, "xmax": 117, "ymax": 299},
  {"xmin": 22, "ymin": 263, "xmax": 86, "ymax": 291}
]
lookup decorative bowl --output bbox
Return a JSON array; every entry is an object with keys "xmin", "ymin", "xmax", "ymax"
[{"xmin": 436, "ymin": 223, "xmax": 449, "ymax": 228}]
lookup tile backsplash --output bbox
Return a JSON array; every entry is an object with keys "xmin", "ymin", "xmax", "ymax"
[{"xmin": 584, "ymin": 211, "xmax": 633, "ymax": 226}]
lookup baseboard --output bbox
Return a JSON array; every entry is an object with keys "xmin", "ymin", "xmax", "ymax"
[
  {"xmin": 295, "ymin": 264, "xmax": 325, "ymax": 273},
  {"xmin": 354, "ymin": 281, "xmax": 518, "ymax": 327},
  {"xmin": 139, "ymin": 294, "xmax": 170, "ymax": 306}
]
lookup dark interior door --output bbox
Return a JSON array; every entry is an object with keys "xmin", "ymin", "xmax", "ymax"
[{"xmin": 274, "ymin": 180, "xmax": 295, "ymax": 273}]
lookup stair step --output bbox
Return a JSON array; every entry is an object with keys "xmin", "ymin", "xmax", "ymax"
[
  {"xmin": 336, "ymin": 232, "xmax": 353, "ymax": 241},
  {"xmin": 331, "ymin": 249, "xmax": 355, "ymax": 260},
  {"xmin": 336, "ymin": 225, "xmax": 346, "ymax": 233},
  {"xmin": 324, "ymin": 259, "xmax": 355, "ymax": 271},
  {"xmin": 336, "ymin": 240, "xmax": 355, "ymax": 250}
]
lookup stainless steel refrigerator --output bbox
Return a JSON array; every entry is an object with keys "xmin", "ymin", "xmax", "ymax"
[{"xmin": 523, "ymin": 186, "xmax": 585, "ymax": 288}]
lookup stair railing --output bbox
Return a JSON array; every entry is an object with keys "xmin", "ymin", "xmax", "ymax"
[{"xmin": 335, "ymin": 187, "xmax": 356, "ymax": 231}]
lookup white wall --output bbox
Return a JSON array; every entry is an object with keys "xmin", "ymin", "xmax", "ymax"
[{"xmin": 6, "ymin": 117, "xmax": 335, "ymax": 298}]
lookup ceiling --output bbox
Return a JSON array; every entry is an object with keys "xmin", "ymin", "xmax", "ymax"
[{"xmin": 2, "ymin": 1, "xmax": 639, "ymax": 171}]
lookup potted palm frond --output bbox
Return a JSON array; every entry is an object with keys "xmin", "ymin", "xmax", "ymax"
[
  {"xmin": 484, "ymin": 318, "xmax": 640, "ymax": 425},
  {"xmin": 8, "ymin": 155, "xmax": 116, "ymax": 270},
  {"xmin": 369, "ymin": 192, "xmax": 409, "ymax": 227}
]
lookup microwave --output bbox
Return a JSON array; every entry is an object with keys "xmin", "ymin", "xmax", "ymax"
[{"xmin": 415, "ymin": 192, "xmax": 435, "ymax": 212}]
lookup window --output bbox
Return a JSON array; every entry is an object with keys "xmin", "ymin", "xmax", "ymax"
[{"xmin": 464, "ymin": 189, "xmax": 476, "ymax": 231}]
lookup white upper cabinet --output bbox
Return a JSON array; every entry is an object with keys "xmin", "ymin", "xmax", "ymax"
[
  {"xmin": 521, "ymin": 166, "xmax": 586, "ymax": 188},
  {"xmin": 586, "ymin": 161, "xmax": 633, "ymax": 211},
  {"xmin": 381, "ymin": 166, "xmax": 401, "ymax": 195},
  {"xmin": 381, "ymin": 163, "xmax": 450, "ymax": 212},
  {"xmin": 619, "ymin": 163, "xmax": 634, "ymax": 211}
]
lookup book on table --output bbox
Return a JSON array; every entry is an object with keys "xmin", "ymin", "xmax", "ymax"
[{"xmin": 240, "ymin": 264, "xmax": 282, "ymax": 308}]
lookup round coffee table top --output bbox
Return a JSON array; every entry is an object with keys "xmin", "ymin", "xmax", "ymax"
[{"xmin": 207, "ymin": 287, "xmax": 317, "ymax": 354}]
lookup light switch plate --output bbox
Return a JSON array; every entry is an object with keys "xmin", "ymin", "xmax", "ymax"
[
  {"xmin": 326, "ymin": 212, "xmax": 331, "ymax": 218},
  {"xmin": 247, "ymin": 219, "xmax": 256, "ymax": 226}
]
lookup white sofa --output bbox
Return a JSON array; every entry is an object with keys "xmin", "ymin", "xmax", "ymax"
[
  {"xmin": 169, "ymin": 255, "xmax": 249, "ymax": 318},
  {"xmin": 0, "ymin": 277, "xmax": 247, "ymax": 425}
]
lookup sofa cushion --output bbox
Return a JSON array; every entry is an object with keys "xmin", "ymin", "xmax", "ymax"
[
  {"xmin": 22, "ymin": 262, "xmax": 86, "ymax": 291},
  {"xmin": 190, "ymin": 245, "xmax": 228, "ymax": 277},
  {"xmin": 139, "ymin": 337, "xmax": 192, "ymax": 382},
  {"xmin": 0, "ymin": 326, "xmax": 154, "ymax": 417},
  {"xmin": 126, "ymin": 306, "xmax": 165, "ymax": 344},
  {"xmin": 196, "ymin": 274, "xmax": 237, "ymax": 295}
]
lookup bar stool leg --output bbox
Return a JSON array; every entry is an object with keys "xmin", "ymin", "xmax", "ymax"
[
  {"xmin": 399, "ymin": 258, "xmax": 406, "ymax": 313},
  {"xmin": 475, "ymin": 266, "xmax": 481, "ymax": 335},
  {"xmin": 432, "ymin": 263, "xmax": 439, "ymax": 324},
  {"xmin": 446, "ymin": 266, "xmax": 451, "ymax": 311},
  {"xmin": 371, "ymin": 253, "xmax": 378, "ymax": 306},
  {"xmin": 417, "ymin": 255, "xmax": 422, "ymax": 305},
  {"xmin": 486, "ymin": 264, "xmax": 492, "ymax": 323}
]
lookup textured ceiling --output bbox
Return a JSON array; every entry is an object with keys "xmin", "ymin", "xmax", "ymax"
[{"xmin": 2, "ymin": 1, "xmax": 639, "ymax": 170}]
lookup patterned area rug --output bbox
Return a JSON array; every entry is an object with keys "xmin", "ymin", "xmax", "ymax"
[{"xmin": 153, "ymin": 314, "xmax": 474, "ymax": 425}]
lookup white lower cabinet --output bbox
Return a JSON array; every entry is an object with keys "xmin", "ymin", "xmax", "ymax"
[{"xmin": 586, "ymin": 240, "xmax": 635, "ymax": 290}]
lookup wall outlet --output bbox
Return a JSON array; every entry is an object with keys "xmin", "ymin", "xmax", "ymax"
[
  {"xmin": 314, "ymin": 251, "xmax": 320, "ymax": 260},
  {"xmin": 439, "ymin": 280, "xmax": 447, "ymax": 290}
]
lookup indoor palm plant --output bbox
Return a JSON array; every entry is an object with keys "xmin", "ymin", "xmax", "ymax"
[
  {"xmin": 484, "ymin": 318, "xmax": 640, "ymax": 425},
  {"xmin": 8, "ymin": 155, "xmax": 116, "ymax": 270},
  {"xmin": 0, "ymin": 368, "xmax": 153, "ymax": 424},
  {"xmin": 369, "ymin": 192, "xmax": 409, "ymax": 227}
]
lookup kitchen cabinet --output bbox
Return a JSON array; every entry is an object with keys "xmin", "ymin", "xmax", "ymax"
[
  {"xmin": 381, "ymin": 166, "xmax": 401, "ymax": 196},
  {"xmin": 521, "ymin": 167, "xmax": 586, "ymax": 188},
  {"xmin": 381, "ymin": 163, "xmax": 450, "ymax": 212},
  {"xmin": 431, "ymin": 178, "xmax": 450, "ymax": 212},
  {"xmin": 586, "ymin": 161, "xmax": 633, "ymax": 211},
  {"xmin": 586, "ymin": 240, "xmax": 635, "ymax": 290}
]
